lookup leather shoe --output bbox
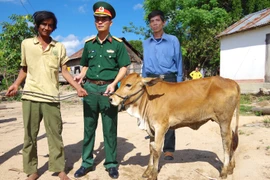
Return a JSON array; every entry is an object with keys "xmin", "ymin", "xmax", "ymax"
[
  {"xmin": 106, "ymin": 167, "xmax": 119, "ymax": 179},
  {"xmin": 164, "ymin": 151, "xmax": 174, "ymax": 160},
  {"xmin": 74, "ymin": 166, "xmax": 92, "ymax": 178}
]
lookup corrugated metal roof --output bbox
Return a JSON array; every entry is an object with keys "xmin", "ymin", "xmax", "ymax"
[
  {"xmin": 69, "ymin": 48, "xmax": 83, "ymax": 60},
  {"xmin": 216, "ymin": 8, "xmax": 270, "ymax": 38}
]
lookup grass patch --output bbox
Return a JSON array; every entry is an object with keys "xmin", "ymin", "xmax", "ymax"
[
  {"xmin": 239, "ymin": 94, "xmax": 270, "ymax": 115},
  {"xmin": 254, "ymin": 110, "xmax": 263, "ymax": 116},
  {"xmin": 240, "ymin": 94, "xmax": 270, "ymax": 104},
  {"xmin": 263, "ymin": 117, "xmax": 270, "ymax": 128},
  {"xmin": 238, "ymin": 129, "xmax": 245, "ymax": 135},
  {"xmin": 240, "ymin": 105, "xmax": 253, "ymax": 115},
  {"xmin": 240, "ymin": 94, "xmax": 253, "ymax": 105},
  {"xmin": 257, "ymin": 96, "xmax": 270, "ymax": 102},
  {"xmin": 239, "ymin": 94, "xmax": 255, "ymax": 115},
  {"xmin": 238, "ymin": 129, "xmax": 253, "ymax": 136}
]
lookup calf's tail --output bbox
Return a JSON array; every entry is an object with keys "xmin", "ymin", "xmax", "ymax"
[{"xmin": 232, "ymin": 89, "xmax": 240, "ymax": 151}]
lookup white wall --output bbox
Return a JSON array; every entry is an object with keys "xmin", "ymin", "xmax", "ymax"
[{"xmin": 220, "ymin": 26, "xmax": 270, "ymax": 81}]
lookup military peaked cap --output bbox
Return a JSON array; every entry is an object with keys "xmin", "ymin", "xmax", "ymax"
[{"xmin": 93, "ymin": 1, "xmax": 116, "ymax": 19}]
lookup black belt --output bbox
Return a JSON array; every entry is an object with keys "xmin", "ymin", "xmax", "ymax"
[
  {"xmin": 86, "ymin": 78, "xmax": 113, "ymax": 85},
  {"xmin": 147, "ymin": 73, "xmax": 176, "ymax": 79}
]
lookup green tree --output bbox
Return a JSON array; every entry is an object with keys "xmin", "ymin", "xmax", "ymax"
[
  {"xmin": 219, "ymin": 0, "xmax": 269, "ymax": 17},
  {"xmin": 128, "ymin": 40, "xmax": 143, "ymax": 55},
  {"xmin": 122, "ymin": 22, "xmax": 149, "ymax": 40},
  {"xmin": 0, "ymin": 14, "xmax": 35, "ymax": 88},
  {"xmin": 243, "ymin": 0, "xmax": 270, "ymax": 15},
  {"xmin": 231, "ymin": 0, "xmax": 243, "ymax": 22}
]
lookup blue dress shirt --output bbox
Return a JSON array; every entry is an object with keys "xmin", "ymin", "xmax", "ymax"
[{"xmin": 142, "ymin": 33, "xmax": 183, "ymax": 82}]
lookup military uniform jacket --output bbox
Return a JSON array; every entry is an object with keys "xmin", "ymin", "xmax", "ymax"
[{"xmin": 80, "ymin": 34, "xmax": 131, "ymax": 81}]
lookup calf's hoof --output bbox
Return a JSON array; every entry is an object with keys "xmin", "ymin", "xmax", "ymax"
[
  {"xmin": 220, "ymin": 166, "xmax": 228, "ymax": 179},
  {"xmin": 142, "ymin": 166, "xmax": 153, "ymax": 178},
  {"xmin": 147, "ymin": 177, "xmax": 157, "ymax": 180},
  {"xmin": 146, "ymin": 174, "xmax": 157, "ymax": 180},
  {"xmin": 142, "ymin": 170, "xmax": 157, "ymax": 180},
  {"xmin": 142, "ymin": 173, "xmax": 149, "ymax": 178},
  {"xmin": 220, "ymin": 171, "xmax": 228, "ymax": 179}
]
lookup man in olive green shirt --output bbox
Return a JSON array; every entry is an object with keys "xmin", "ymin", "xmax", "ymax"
[{"xmin": 74, "ymin": 1, "xmax": 130, "ymax": 179}]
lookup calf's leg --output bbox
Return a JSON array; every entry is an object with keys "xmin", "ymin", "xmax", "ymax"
[
  {"xmin": 219, "ymin": 122, "xmax": 233, "ymax": 179},
  {"xmin": 143, "ymin": 126, "xmax": 167, "ymax": 180},
  {"xmin": 142, "ymin": 136, "xmax": 154, "ymax": 178}
]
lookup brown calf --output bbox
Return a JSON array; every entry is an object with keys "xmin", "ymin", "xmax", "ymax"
[{"xmin": 109, "ymin": 73, "xmax": 240, "ymax": 180}]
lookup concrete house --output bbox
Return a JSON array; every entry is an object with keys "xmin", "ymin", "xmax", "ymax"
[{"xmin": 216, "ymin": 8, "xmax": 270, "ymax": 93}]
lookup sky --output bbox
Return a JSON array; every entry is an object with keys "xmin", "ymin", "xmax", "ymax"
[{"xmin": 0, "ymin": 0, "xmax": 147, "ymax": 56}]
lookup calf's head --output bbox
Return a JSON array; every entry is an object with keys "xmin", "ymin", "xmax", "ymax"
[{"xmin": 109, "ymin": 73, "xmax": 161, "ymax": 107}]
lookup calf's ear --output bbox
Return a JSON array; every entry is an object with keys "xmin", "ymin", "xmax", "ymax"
[{"xmin": 142, "ymin": 77, "xmax": 162, "ymax": 86}]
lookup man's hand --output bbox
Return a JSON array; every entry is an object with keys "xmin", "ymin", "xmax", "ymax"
[
  {"xmin": 76, "ymin": 86, "xmax": 88, "ymax": 97},
  {"xmin": 103, "ymin": 84, "xmax": 115, "ymax": 96},
  {"xmin": 74, "ymin": 75, "xmax": 84, "ymax": 84},
  {"xmin": 5, "ymin": 84, "xmax": 19, "ymax": 97}
]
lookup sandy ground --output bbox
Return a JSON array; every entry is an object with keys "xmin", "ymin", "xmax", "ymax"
[{"xmin": 1, "ymin": 96, "xmax": 270, "ymax": 180}]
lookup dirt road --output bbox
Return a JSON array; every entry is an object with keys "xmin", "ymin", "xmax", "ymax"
[{"xmin": 0, "ymin": 100, "xmax": 270, "ymax": 180}]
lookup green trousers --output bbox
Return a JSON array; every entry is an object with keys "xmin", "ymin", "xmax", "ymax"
[
  {"xmin": 81, "ymin": 82, "xmax": 118, "ymax": 169},
  {"xmin": 22, "ymin": 100, "xmax": 65, "ymax": 174}
]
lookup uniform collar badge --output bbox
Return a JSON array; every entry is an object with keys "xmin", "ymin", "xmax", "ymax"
[{"xmin": 108, "ymin": 36, "xmax": 112, "ymax": 42}]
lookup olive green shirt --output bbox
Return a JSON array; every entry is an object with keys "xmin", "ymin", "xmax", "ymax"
[
  {"xmin": 80, "ymin": 34, "xmax": 131, "ymax": 80},
  {"xmin": 21, "ymin": 36, "xmax": 69, "ymax": 102}
]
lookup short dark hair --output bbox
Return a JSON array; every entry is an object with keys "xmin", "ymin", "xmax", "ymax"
[
  {"xmin": 148, "ymin": 10, "xmax": 165, "ymax": 22},
  {"xmin": 33, "ymin": 11, "xmax": 57, "ymax": 33}
]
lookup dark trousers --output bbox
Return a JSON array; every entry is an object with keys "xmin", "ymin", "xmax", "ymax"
[
  {"xmin": 81, "ymin": 82, "xmax": 118, "ymax": 169},
  {"xmin": 146, "ymin": 74, "xmax": 176, "ymax": 152},
  {"xmin": 163, "ymin": 129, "xmax": 175, "ymax": 152}
]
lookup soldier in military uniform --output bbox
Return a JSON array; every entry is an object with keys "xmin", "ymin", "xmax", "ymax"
[{"xmin": 73, "ymin": 1, "xmax": 131, "ymax": 179}]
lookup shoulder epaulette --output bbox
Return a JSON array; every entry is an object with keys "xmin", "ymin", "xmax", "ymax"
[
  {"xmin": 85, "ymin": 36, "xmax": 96, "ymax": 43},
  {"xmin": 112, "ymin": 36, "xmax": 122, "ymax": 42}
]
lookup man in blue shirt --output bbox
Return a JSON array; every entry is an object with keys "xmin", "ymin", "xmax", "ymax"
[{"xmin": 142, "ymin": 10, "xmax": 183, "ymax": 160}]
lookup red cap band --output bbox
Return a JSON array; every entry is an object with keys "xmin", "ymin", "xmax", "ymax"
[{"xmin": 95, "ymin": 7, "xmax": 112, "ymax": 17}]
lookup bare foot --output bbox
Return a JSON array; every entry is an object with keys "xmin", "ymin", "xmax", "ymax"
[
  {"xmin": 26, "ymin": 173, "xmax": 39, "ymax": 180},
  {"xmin": 58, "ymin": 171, "xmax": 71, "ymax": 180}
]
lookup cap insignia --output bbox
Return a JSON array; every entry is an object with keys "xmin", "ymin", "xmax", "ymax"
[{"xmin": 98, "ymin": 7, "xmax": 104, "ymax": 12}]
